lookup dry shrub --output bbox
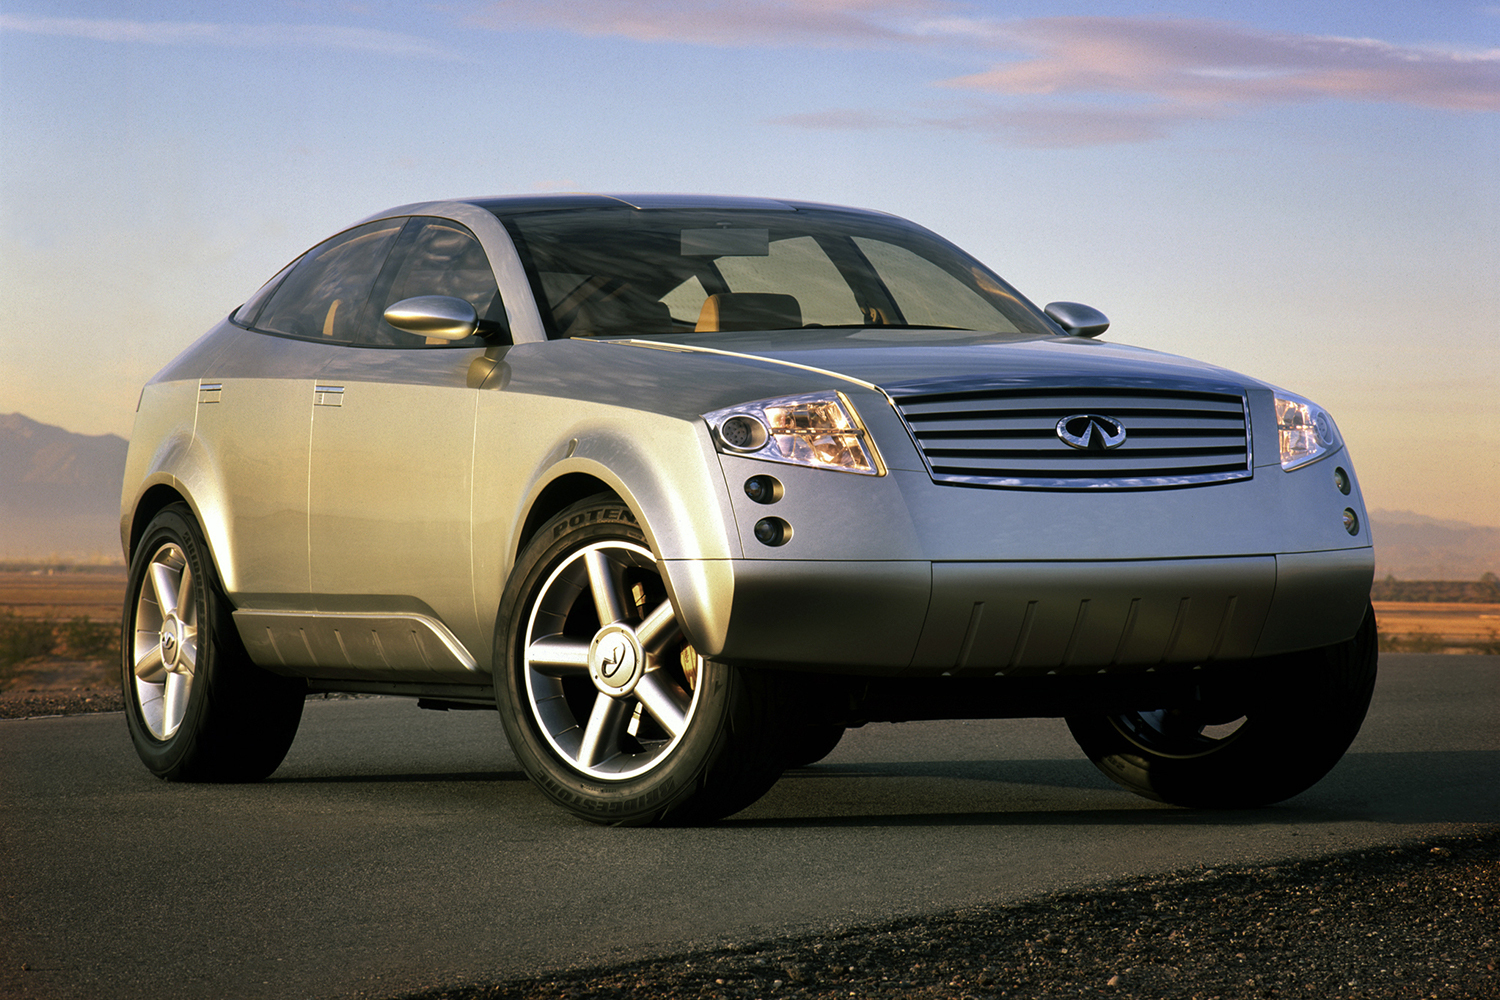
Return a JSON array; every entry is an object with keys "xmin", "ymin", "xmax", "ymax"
[{"xmin": 0, "ymin": 609, "xmax": 57, "ymax": 666}]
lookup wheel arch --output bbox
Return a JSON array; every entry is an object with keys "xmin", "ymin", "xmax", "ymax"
[
  {"xmin": 502, "ymin": 447, "xmax": 738, "ymax": 659},
  {"xmin": 125, "ymin": 482, "xmax": 240, "ymax": 614},
  {"xmin": 127, "ymin": 483, "xmax": 193, "ymax": 562},
  {"xmin": 513, "ymin": 472, "xmax": 623, "ymax": 562}
]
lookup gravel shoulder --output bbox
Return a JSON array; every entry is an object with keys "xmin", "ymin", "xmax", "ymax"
[
  {"xmin": 392, "ymin": 829, "xmax": 1497, "ymax": 1000},
  {"xmin": 0, "ymin": 684, "xmax": 122, "ymax": 719}
]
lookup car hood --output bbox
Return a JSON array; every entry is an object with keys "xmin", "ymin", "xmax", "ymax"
[{"xmin": 615, "ymin": 328, "xmax": 1267, "ymax": 396}]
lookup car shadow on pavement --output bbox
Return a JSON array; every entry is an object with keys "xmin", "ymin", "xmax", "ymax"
[
  {"xmin": 255, "ymin": 748, "xmax": 1496, "ymax": 829},
  {"xmin": 268, "ymin": 768, "xmax": 530, "ymax": 784},
  {"xmin": 725, "ymin": 748, "xmax": 1500, "ymax": 828}
]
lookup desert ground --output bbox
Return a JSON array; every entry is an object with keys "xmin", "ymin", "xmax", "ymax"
[
  {"xmin": 1374, "ymin": 601, "xmax": 1500, "ymax": 650},
  {"xmin": 0, "ymin": 565, "xmax": 125, "ymax": 620},
  {"xmin": 0, "ymin": 566, "xmax": 124, "ymax": 706}
]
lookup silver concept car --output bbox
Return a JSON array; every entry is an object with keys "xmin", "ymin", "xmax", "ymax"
[{"xmin": 120, "ymin": 194, "xmax": 1377, "ymax": 823}]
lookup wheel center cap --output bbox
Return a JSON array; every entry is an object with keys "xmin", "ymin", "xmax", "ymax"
[
  {"xmin": 588, "ymin": 625, "xmax": 643, "ymax": 696},
  {"xmin": 159, "ymin": 615, "xmax": 183, "ymax": 671}
]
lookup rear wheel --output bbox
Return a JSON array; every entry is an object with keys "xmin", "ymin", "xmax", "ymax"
[
  {"xmin": 122, "ymin": 503, "xmax": 305, "ymax": 782},
  {"xmin": 495, "ymin": 497, "xmax": 788, "ymax": 825},
  {"xmin": 1066, "ymin": 604, "xmax": 1378, "ymax": 808}
]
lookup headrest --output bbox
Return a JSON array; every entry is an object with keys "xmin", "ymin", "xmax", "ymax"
[
  {"xmin": 695, "ymin": 293, "xmax": 802, "ymax": 332},
  {"xmin": 570, "ymin": 296, "xmax": 672, "ymax": 337}
]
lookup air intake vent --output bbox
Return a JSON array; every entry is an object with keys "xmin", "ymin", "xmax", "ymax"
[{"xmin": 887, "ymin": 377, "xmax": 1252, "ymax": 490}]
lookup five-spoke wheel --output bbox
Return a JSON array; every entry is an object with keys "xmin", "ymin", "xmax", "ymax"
[
  {"xmin": 521, "ymin": 539, "xmax": 703, "ymax": 779},
  {"xmin": 496, "ymin": 497, "xmax": 788, "ymax": 825},
  {"xmin": 122, "ymin": 503, "xmax": 305, "ymax": 782},
  {"xmin": 129, "ymin": 541, "xmax": 200, "ymax": 741}
]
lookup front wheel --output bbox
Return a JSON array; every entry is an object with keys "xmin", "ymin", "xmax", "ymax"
[
  {"xmin": 494, "ymin": 497, "xmax": 788, "ymax": 825},
  {"xmin": 122, "ymin": 503, "xmax": 305, "ymax": 782},
  {"xmin": 1066, "ymin": 604, "xmax": 1378, "ymax": 808}
]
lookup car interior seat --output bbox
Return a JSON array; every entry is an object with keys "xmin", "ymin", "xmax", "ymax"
[{"xmin": 694, "ymin": 292, "xmax": 803, "ymax": 332}]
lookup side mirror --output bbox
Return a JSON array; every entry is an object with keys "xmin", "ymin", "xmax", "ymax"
[
  {"xmin": 1044, "ymin": 301, "xmax": 1110, "ymax": 339},
  {"xmin": 384, "ymin": 296, "xmax": 479, "ymax": 342}
]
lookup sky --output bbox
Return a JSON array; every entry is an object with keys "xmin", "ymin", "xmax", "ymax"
[{"xmin": 2, "ymin": 0, "xmax": 1497, "ymax": 527}]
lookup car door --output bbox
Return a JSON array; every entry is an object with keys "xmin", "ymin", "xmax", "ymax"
[
  {"xmin": 306, "ymin": 217, "xmax": 508, "ymax": 677},
  {"xmin": 198, "ymin": 218, "xmax": 404, "ymax": 605}
]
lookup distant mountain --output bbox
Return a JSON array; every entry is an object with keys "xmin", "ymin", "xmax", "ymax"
[
  {"xmin": 1369, "ymin": 510, "xmax": 1500, "ymax": 582},
  {"xmin": 1, "ymin": 414, "xmax": 128, "ymax": 560}
]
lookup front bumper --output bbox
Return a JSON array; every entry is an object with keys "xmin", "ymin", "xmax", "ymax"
[{"xmin": 665, "ymin": 545, "xmax": 1373, "ymax": 676}]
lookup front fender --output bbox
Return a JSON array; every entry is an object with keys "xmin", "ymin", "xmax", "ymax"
[{"xmin": 472, "ymin": 395, "xmax": 740, "ymax": 655}]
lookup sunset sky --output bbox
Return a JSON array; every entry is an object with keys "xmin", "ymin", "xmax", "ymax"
[{"xmin": 2, "ymin": 1, "xmax": 1496, "ymax": 526}]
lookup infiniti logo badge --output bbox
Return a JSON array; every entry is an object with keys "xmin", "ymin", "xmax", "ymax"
[
  {"xmin": 1057, "ymin": 414, "xmax": 1127, "ymax": 451},
  {"xmin": 596, "ymin": 633, "xmax": 634, "ymax": 681}
]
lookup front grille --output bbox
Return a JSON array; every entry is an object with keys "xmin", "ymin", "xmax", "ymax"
[{"xmin": 887, "ymin": 376, "xmax": 1252, "ymax": 490}]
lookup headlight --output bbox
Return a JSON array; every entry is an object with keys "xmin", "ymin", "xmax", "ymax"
[
  {"xmin": 1274, "ymin": 391, "xmax": 1342, "ymax": 470},
  {"xmin": 705, "ymin": 392, "xmax": 883, "ymax": 475}
]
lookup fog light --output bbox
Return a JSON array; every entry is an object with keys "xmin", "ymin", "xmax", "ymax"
[
  {"xmin": 744, "ymin": 475, "xmax": 783, "ymax": 505},
  {"xmin": 1334, "ymin": 467, "xmax": 1351, "ymax": 496},
  {"xmin": 753, "ymin": 517, "xmax": 792, "ymax": 547},
  {"xmin": 717, "ymin": 414, "xmax": 768, "ymax": 452},
  {"xmin": 1342, "ymin": 508, "xmax": 1360, "ymax": 536}
]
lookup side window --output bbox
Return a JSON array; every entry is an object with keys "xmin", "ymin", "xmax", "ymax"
[
  {"xmin": 253, "ymin": 220, "xmax": 404, "ymax": 343},
  {"xmin": 366, "ymin": 218, "xmax": 504, "ymax": 347},
  {"xmin": 232, "ymin": 259, "xmax": 296, "ymax": 328}
]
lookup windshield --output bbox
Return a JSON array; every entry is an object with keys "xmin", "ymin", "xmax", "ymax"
[{"xmin": 496, "ymin": 206, "xmax": 1057, "ymax": 340}]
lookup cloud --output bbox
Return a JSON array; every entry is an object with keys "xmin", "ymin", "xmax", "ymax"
[
  {"xmin": 941, "ymin": 104, "xmax": 1229, "ymax": 149},
  {"xmin": 11, "ymin": 5, "xmax": 1495, "ymax": 146},
  {"xmin": 942, "ymin": 18, "xmax": 1500, "ymax": 114},
  {"xmin": 0, "ymin": 13, "xmax": 463, "ymax": 60},
  {"xmin": 462, "ymin": 0, "xmax": 951, "ymax": 47},
  {"xmin": 462, "ymin": 3, "xmax": 1499, "ymax": 145},
  {"xmin": 769, "ymin": 102, "xmax": 1226, "ymax": 148}
]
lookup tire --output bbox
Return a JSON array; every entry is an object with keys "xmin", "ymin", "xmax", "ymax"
[
  {"xmin": 494, "ymin": 496, "xmax": 788, "ymax": 825},
  {"xmin": 122, "ymin": 503, "xmax": 305, "ymax": 782},
  {"xmin": 1065, "ymin": 603, "xmax": 1378, "ymax": 808},
  {"xmin": 784, "ymin": 724, "xmax": 846, "ymax": 769}
]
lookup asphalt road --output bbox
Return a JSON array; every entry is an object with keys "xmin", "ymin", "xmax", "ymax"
[{"xmin": 2, "ymin": 654, "xmax": 1496, "ymax": 1000}]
